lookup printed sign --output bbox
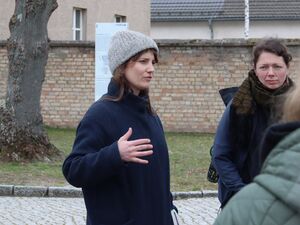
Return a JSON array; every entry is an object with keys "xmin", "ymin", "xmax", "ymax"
[{"xmin": 95, "ymin": 23, "xmax": 128, "ymax": 101}]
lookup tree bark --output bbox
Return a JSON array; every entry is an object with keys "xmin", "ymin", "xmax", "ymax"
[{"xmin": 0, "ymin": 0, "xmax": 60, "ymax": 161}]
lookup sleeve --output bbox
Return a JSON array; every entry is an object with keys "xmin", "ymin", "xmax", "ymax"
[
  {"xmin": 212, "ymin": 102, "xmax": 246, "ymax": 192},
  {"xmin": 62, "ymin": 106, "xmax": 124, "ymax": 188}
]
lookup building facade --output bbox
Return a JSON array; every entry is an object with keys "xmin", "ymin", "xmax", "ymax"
[
  {"xmin": 0, "ymin": 0, "xmax": 150, "ymax": 41},
  {"xmin": 151, "ymin": 0, "xmax": 300, "ymax": 40}
]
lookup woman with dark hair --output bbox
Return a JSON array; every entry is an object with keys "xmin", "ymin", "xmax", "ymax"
[
  {"xmin": 214, "ymin": 78, "xmax": 300, "ymax": 225},
  {"xmin": 212, "ymin": 39, "xmax": 294, "ymax": 208},
  {"xmin": 62, "ymin": 30, "xmax": 177, "ymax": 225}
]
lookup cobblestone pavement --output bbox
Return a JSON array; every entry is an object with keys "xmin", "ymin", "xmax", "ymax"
[{"xmin": 0, "ymin": 196, "xmax": 219, "ymax": 225}]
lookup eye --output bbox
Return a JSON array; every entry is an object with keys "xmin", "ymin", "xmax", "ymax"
[
  {"xmin": 259, "ymin": 65, "xmax": 268, "ymax": 70},
  {"xmin": 273, "ymin": 65, "xmax": 282, "ymax": 69},
  {"xmin": 138, "ymin": 59, "xmax": 148, "ymax": 64}
]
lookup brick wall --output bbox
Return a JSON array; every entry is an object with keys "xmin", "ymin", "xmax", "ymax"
[
  {"xmin": 1, "ymin": 40, "xmax": 300, "ymax": 132},
  {"xmin": 153, "ymin": 40, "xmax": 300, "ymax": 132},
  {"xmin": 42, "ymin": 42, "xmax": 95, "ymax": 128}
]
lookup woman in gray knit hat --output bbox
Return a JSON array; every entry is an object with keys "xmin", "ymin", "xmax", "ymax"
[{"xmin": 63, "ymin": 30, "xmax": 178, "ymax": 225}]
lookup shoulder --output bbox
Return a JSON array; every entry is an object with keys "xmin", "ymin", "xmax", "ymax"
[
  {"xmin": 85, "ymin": 99, "xmax": 118, "ymax": 117},
  {"xmin": 267, "ymin": 127, "xmax": 300, "ymax": 158},
  {"xmin": 279, "ymin": 127, "xmax": 300, "ymax": 148},
  {"xmin": 262, "ymin": 127, "xmax": 300, "ymax": 170},
  {"xmin": 214, "ymin": 183, "xmax": 274, "ymax": 225},
  {"xmin": 80, "ymin": 99, "xmax": 121, "ymax": 127}
]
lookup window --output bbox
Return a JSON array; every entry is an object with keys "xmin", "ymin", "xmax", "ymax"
[
  {"xmin": 115, "ymin": 15, "xmax": 126, "ymax": 23},
  {"xmin": 73, "ymin": 8, "xmax": 86, "ymax": 40}
]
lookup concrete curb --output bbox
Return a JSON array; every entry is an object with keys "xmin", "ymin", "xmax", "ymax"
[
  {"xmin": 173, "ymin": 190, "xmax": 217, "ymax": 200},
  {"xmin": 0, "ymin": 185, "xmax": 217, "ymax": 199}
]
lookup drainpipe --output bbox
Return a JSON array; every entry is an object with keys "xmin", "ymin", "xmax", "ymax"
[
  {"xmin": 244, "ymin": 0, "xmax": 250, "ymax": 39},
  {"xmin": 208, "ymin": 18, "xmax": 214, "ymax": 40}
]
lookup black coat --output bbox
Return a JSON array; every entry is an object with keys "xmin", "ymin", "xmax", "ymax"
[
  {"xmin": 213, "ymin": 87, "xmax": 271, "ymax": 207},
  {"xmin": 62, "ymin": 81, "xmax": 174, "ymax": 225}
]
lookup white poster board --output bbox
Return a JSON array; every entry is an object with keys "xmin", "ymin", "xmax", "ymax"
[{"xmin": 95, "ymin": 23, "xmax": 128, "ymax": 101}]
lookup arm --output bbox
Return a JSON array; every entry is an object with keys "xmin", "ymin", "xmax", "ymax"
[
  {"xmin": 212, "ymin": 102, "xmax": 246, "ymax": 192},
  {"xmin": 62, "ymin": 112, "xmax": 124, "ymax": 188},
  {"xmin": 63, "ymin": 104, "xmax": 153, "ymax": 188}
]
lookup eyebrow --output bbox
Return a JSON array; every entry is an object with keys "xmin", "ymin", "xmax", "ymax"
[
  {"xmin": 138, "ymin": 57, "xmax": 154, "ymax": 60},
  {"xmin": 258, "ymin": 63, "xmax": 284, "ymax": 66}
]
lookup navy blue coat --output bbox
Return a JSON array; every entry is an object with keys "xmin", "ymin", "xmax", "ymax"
[
  {"xmin": 62, "ymin": 81, "xmax": 174, "ymax": 225},
  {"xmin": 212, "ymin": 87, "xmax": 270, "ymax": 208},
  {"xmin": 214, "ymin": 122, "xmax": 300, "ymax": 225}
]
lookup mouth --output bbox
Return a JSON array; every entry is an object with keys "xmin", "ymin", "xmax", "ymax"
[
  {"xmin": 144, "ymin": 76, "xmax": 152, "ymax": 81},
  {"xmin": 266, "ymin": 80, "xmax": 278, "ymax": 85}
]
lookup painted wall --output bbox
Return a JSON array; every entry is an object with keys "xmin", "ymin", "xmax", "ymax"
[
  {"xmin": 213, "ymin": 20, "xmax": 300, "ymax": 39},
  {"xmin": 151, "ymin": 20, "xmax": 300, "ymax": 40},
  {"xmin": 0, "ymin": 0, "xmax": 150, "ymax": 41},
  {"xmin": 151, "ymin": 21, "xmax": 211, "ymax": 39},
  {"xmin": 0, "ymin": 1, "xmax": 15, "ymax": 40}
]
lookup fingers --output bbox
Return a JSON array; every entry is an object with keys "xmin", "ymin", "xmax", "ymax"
[
  {"xmin": 131, "ymin": 143, "xmax": 153, "ymax": 151},
  {"xmin": 118, "ymin": 127, "xmax": 154, "ymax": 164},
  {"xmin": 133, "ymin": 149, "xmax": 153, "ymax": 157},
  {"xmin": 130, "ymin": 150, "xmax": 154, "ymax": 164},
  {"xmin": 128, "ymin": 143, "xmax": 153, "ymax": 157},
  {"xmin": 131, "ymin": 157, "xmax": 151, "ymax": 164},
  {"xmin": 129, "ymin": 138, "xmax": 151, "ymax": 146},
  {"xmin": 119, "ymin": 127, "xmax": 132, "ymax": 141}
]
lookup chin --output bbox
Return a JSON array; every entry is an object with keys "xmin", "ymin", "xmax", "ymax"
[
  {"xmin": 266, "ymin": 84, "xmax": 280, "ymax": 90},
  {"xmin": 141, "ymin": 85, "xmax": 150, "ymax": 90}
]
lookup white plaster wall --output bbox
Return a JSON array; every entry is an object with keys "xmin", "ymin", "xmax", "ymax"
[
  {"xmin": 213, "ymin": 20, "xmax": 300, "ymax": 39},
  {"xmin": 249, "ymin": 20, "xmax": 300, "ymax": 39},
  {"xmin": 49, "ymin": 0, "xmax": 150, "ymax": 40},
  {"xmin": 0, "ymin": 2, "xmax": 15, "ymax": 40},
  {"xmin": 151, "ymin": 21, "xmax": 211, "ymax": 39},
  {"xmin": 0, "ymin": 0, "xmax": 150, "ymax": 41},
  {"xmin": 151, "ymin": 20, "xmax": 300, "ymax": 40}
]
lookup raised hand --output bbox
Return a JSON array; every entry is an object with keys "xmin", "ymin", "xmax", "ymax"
[{"xmin": 118, "ymin": 127, "xmax": 153, "ymax": 164}]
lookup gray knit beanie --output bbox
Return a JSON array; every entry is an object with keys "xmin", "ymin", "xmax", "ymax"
[{"xmin": 108, "ymin": 30, "xmax": 159, "ymax": 74}]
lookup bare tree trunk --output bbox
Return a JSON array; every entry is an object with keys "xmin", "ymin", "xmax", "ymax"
[{"xmin": 0, "ymin": 0, "xmax": 60, "ymax": 161}]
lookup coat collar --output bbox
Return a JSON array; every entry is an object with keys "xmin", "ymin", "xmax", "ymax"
[{"xmin": 105, "ymin": 79, "xmax": 149, "ymax": 113}]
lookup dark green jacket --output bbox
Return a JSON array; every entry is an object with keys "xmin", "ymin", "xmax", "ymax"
[{"xmin": 214, "ymin": 124, "xmax": 300, "ymax": 225}]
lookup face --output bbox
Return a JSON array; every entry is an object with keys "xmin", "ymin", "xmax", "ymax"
[
  {"xmin": 254, "ymin": 51, "xmax": 289, "ymax": 90},
  {"xmin": 124, "ymin": 51, "xmax": 156, "ymax": 95}
]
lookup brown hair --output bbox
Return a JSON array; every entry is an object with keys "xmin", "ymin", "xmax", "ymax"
[
  {"xmin": 252, "ymin": 39, "xmax": 292, "ymax": 68},
  {"xmin": 104, "ymin": 48, "xmax": 158, "ymax": 114},
  {"xmin": 282, "ymin": 78, "xmax": 300, "ymax": 122}
]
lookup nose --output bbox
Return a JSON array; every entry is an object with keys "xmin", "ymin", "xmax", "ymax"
[
  {"xmin": 267, "ymin": 66, "xmax": 275, "ymax": 75},
  {"xmin": 147, "ymin": 62, "xmax": 155, "ymax": 73}
]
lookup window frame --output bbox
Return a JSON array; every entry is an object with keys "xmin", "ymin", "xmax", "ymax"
[
  {"xmin": 73, "ymin": 8, "xmax": 83, "ymax": 41},
  {"xmin": 115, "ymin": 15, "xmax": 126, "ymax": 23}
]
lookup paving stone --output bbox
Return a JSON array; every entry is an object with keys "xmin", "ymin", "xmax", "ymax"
[{"xmin": 0, "ymin": 196, "xmax": 220, "ymax": 225}]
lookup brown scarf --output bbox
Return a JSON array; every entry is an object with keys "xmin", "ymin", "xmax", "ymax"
[{"xmin": 232, "ymin": 69, "xmax": 293, "ymax": 115}]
